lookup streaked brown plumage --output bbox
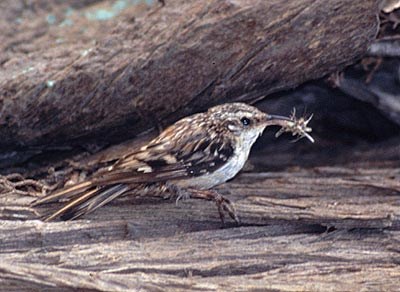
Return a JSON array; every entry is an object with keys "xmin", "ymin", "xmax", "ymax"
[{"xmin": 32, "ymin": 103, "xmax": 313, "ymax": 223}]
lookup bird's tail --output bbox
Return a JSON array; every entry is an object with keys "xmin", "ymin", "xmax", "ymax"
[{"xmin": 31, "ymin": 183, "xmax": 130, "ymax": 221}]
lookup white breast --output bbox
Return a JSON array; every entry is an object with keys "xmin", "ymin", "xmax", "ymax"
[
  {"xmin": 176, "ymin": 131, "xmax": 260, "ymax": 190},
  {"xmin": 175, "ymin": 148, "xmax": 249, "ymax": 189}
]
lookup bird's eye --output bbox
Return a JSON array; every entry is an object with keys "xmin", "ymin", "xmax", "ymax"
[{"xmin": 241, "ymin": 117, "xmax": 251, "ymax": 126}]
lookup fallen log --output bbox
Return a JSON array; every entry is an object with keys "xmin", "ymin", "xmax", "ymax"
[{"xmin": 0, "ymin": 0, "xmax": 378, "ymax": 160}]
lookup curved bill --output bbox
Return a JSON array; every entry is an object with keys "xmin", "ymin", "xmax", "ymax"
[{"xmin": 264, "ymin": 114, "xmax": 294, "ymax": 127}]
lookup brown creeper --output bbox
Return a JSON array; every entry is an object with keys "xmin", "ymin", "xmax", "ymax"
[{"xmin": 32, "ymin": 103, "xmax": 313, "ymax": 223}]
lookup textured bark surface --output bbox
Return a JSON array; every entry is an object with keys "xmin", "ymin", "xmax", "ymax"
[
  {"xmin": 0, "ymin": 0, "xmax": 378, "ymax": 152},
  {"xmin": 1, "ymin": 139, "xmax": 399, "ymax": 291}
]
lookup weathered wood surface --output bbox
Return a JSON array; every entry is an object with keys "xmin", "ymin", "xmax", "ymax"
[
  {"xmin": 1, "ymin": 139, "xmax": 399, "ymax": 291},
  {"xmin": 1, "ymin": 228, "xmax": 399, "ymax": 291},
  {"xmin": 0, "ymin": 0, "xmax": 378, "ymax": 155}
]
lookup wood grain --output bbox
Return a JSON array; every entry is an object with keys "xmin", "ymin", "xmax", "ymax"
[{"xmin": 1, "ymin": 150, "xmax": 399, "ymax": 290}]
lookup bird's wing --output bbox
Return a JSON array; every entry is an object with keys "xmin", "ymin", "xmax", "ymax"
[{"xmin": 107, "ymin": 123, "xmax": 235, "ymax": 181}]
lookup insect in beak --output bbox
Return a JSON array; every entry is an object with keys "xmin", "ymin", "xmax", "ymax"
[{"xmin": 265, "ymin": 110, "xmax": 315, "ymax": 143}]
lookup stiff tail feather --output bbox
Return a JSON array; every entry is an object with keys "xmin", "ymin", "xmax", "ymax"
[
  {"xmin": 32, "ymin": 168, "xmax": 187, "ymax": 208},
  {"xmin": 31, "ymin": 166, "xmax": 188, "ymax": 221},
  {"xmin": 42, "ymin": 184, "xmax": 130, "ymax": 221},
  {"xmin": 31, "ymin": 180, "xmax": 94, "ymax": 206}
]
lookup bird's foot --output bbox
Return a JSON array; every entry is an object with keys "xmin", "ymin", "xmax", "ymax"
[{"xmin": 188, "ymin": 188, "xmax": 240, "ymax": 225}]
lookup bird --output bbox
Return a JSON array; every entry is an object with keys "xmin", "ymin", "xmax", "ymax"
[{"xmin": 32, "ymin": 102, "xmax": 313, "ymax": 223}]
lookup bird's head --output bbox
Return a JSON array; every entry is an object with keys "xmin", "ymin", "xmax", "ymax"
[{"xmin": 207, "ymin": 102, "xmax": 313, "ymax": 145}]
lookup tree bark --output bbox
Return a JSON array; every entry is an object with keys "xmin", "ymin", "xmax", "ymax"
[{"xmin": 0, "ymin": 0, "xmax": 378, "ymax": 152}]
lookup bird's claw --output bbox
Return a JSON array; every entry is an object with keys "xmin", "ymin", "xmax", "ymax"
[
  {"xmin": 187, "ymin": 188, "xmax": 240, "ymax": 225},
  {"xmin": 214, "ymin": 193, "xmax": 240, "ymax": 225}
]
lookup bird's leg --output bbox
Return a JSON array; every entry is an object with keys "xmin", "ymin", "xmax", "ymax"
[
  {"xmin": 154, "ymin": 183, "xmax": 239, "ymax": 224},
  {"xmin": 162, "ymin": 182, "xmax": 190, "ymax": 203},
  {"xmin": 187, "ymin": 188, "xmax": 240, "ymax": 224}
]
